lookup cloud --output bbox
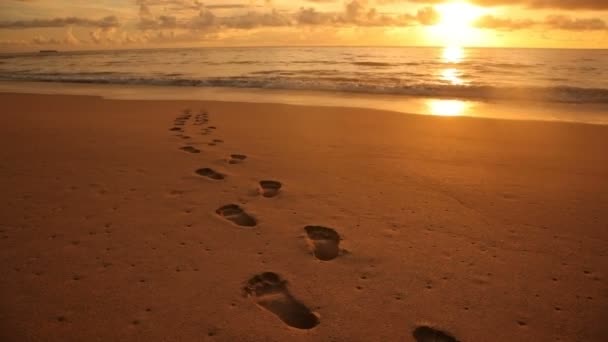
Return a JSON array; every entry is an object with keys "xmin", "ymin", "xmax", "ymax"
[
  {"xmin": 482, "ymin": 0, "xmax": 608, "ymax": 10},
  {"xmin": 415, "ymin": 6, "xmax": 439, "ymax": 25},
  {"xmin": 134, "ymin": 0, "xmax": 603, "ymax": 34},
  {"xmin": 295, "ymin": 7, "xmax": 335, "ymax": 25},
  {"xmin": 376, "ymin": 0, "xmax": 442, "ymax": 3},
  {"xmin": 219, "ymin": 9, "xmax": 292, "ymax": 29},
  {"xmin": 0, "ymin": 16, "xmax": 120, "ymax": 30},
  {"xmin": 64, "ymin": 26, "xmax": 80, "ymax": 45},
  {"xmin": 475, "ymin": 15, "xmax": 537, "ymax": 30},
  {"xmin": 0, "ymin": 39, "xmax": 29, "ymax": 47},
  {"xmin": 89, "ymin": 27, "xmax": 120, "ymax": 44},
  {"xmin": 135, "ymin": 0, "xmax": 251, "ymax": 12},
  {"xmin": 5, "ymin": 0, "xmax": 605, "ymax": 50},
  {"xmin": 545, "ymin": 15, "xmax": 608, "ymax": 31},
  {"xmin": 408, "ymin": 0, "xmax": 608, "ymax": 10},
  {"xmin": 206, "ymin": 4, "xmax": 250, "ymax": 9},
  {"xmin": 135, "ymin": 0, "xmax": 201, "ymax": 9},
  {"xmin": 475, "ymin": 14, "xmax": 608, "ymax": 31},
  {"xmin": 137, "ymin": 0, "xmax": 439, "ymax": 30},
  {"xmin": 134, "ymin": 0, "xmax": 605, "ymax": 34},
  {"xmin": 31, "ymin": 35, "xmax": 61, "ymax": 45},
  {"xmin": 30, "ymin": 27, "xmax": 81, "ymax": 45}
]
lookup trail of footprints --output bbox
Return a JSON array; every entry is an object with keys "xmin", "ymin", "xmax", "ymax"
[{"xmin": 168, "ymin": 109, "xmax": 460, "ymax": 338}]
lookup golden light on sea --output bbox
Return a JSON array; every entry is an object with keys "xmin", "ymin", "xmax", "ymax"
[
  {"xmin": 440, "ymin": 68, "xmax": 466, "ymax": 85},
  {"xmin": 427, "ymin": 99, "xmax": 469, "ymax": 117},
  {"xmin": 440, "ymin": 46, "xmax": 466, "ymax": 85},
  {"xmin": 442, "ymin": 45, "xmax": 465, "ymax": 63}
]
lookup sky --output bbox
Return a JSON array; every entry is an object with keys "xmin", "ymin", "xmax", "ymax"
[{"xmin": 0, "ymin": 0, "xmax": 607, "ymax": 51}]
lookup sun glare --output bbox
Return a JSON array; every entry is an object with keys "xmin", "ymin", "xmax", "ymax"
[
  {"xmin": 426, "ymin": 99, "xmax": 470, "ymax": 117},
  {"xmin": 429, "ymin": 1, "xmax": 487, "ymax": 47},
  {"xmin": 442, "ymin": 45, "xmax": 464, "ymax": 63}
]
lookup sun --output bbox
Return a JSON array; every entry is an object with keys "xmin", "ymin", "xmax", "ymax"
[{"xmin": 428, "ymin": 1, "xmax": 488, "ymax": 47}]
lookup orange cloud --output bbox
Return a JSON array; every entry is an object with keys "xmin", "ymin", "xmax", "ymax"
[
  {"xmin": 0, "ymin": 16, "xmax": 120, "ymax": 30},
  {"xmin": 409, "ymin": 0, "xmax": 608, "ymax": 10},
  {"xmin": 475, "ymin": 14, "xmax": 608, "ymax": 31}
]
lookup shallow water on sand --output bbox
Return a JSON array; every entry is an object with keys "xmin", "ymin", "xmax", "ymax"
[{"xmin": 2, "ymin": 81, "xmax": 608, "ymax": 125}]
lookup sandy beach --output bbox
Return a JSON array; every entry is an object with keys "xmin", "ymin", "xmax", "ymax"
[{"xmin": 1, "ymin": 92, "xmax": 607, "ymax": 341}]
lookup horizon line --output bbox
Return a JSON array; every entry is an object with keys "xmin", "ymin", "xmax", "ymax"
[{"xmin": 2, "ymin": 44, "xmax": 608, "ymax": 55}]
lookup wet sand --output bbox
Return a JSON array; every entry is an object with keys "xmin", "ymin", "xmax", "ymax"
[{"xmin": 0, "ymin": 92, "xmax": 607, "ymax": 341}]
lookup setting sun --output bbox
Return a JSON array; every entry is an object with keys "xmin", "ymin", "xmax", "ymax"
[{"xmin": 429, "ymin": 1, "xmax": 488, "ymax": 46}]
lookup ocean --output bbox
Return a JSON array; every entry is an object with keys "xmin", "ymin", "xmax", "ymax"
[{"xmin": 1, "ymin": 46, "xmax": 607, "ymax": 123}]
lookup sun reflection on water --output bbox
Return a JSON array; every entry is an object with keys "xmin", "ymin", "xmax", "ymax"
[
  {"xmin": 427, "ymin": 99, "xmax": 469, "ymax": 117},
  {"xmin": 440, "ymin": 68, "xmax": 465, "ymax": 85},
  {"xmin": 442, "ymin": 46, "xmax": 464, "ymax": 64},
  {"xmin": 439, "ymin": 46, "xmax": 467, "ymax": 86}
]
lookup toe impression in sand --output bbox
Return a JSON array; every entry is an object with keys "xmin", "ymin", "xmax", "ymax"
[
  {"xmin": 216, "ymin": 204, "xmax": 256, "ymax": 227},
  {"xmin": 228, "ymin": 154, "xmax": 247, "ymax": 164},
  {"xmin": 243, "ymin": 272, "xmax": 319, "ymax": 330},
  {"xmin": 413, "ymin": 326, "xmax": 459, "ymax": 342},
  {"xmin": 259, "ymin": 180, "xmax": 282, "ymax": 198},
  {"xmin": 179, "ymin": 146, "xmax": 200, "ymax": 154},
  {"xmin": 195, "ymin": 168, "xmax": 225, "ymax": 180},
  {"xmin": 304, "ymin": 226, "xmax": 341, "ymax": 261}
]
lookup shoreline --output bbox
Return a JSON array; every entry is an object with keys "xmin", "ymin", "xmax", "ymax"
[
  {"xmin": 2, "ymin": 81, "xmax": 608, "ymax": 125},
  {"xmin": 1, "ymin": 92, "xmax": 607, "ymax": 341}
]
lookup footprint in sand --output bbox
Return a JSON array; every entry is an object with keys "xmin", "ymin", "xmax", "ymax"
[
  {"xmin": 413, "ymin": 326, "xmax": 459, "ymax": 342},
  {"xmin": 304, "ymin": 226, "xmax": 341, "ymax": 261},
  {"xmin": 212, "ymin": 139, "xmax": 223, "ymax": 143},
  {"xmin": 195, "ymin": 168, "xmax": 225, "ymax": 180},
  {"xmin": 243, "ymin": 272, "xmax": 319, "ymax": 330},
  {"xmin": 259, "ymin": 180, "xmax": 282, "ymax": 198},
  {"xmin": 216, "ymin": 204, "xmax": 256, "ymax": 227},
  {"xmin": 228, "ymin": 154, "xmax": 247, "ymax": 164},
  {"xmin": 179, "ymin": 146, "xmax": 200, "ymax": 154},
  {"xmin": 169, "ymin": 127, "xmax": 183, "ymax": 132}
]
